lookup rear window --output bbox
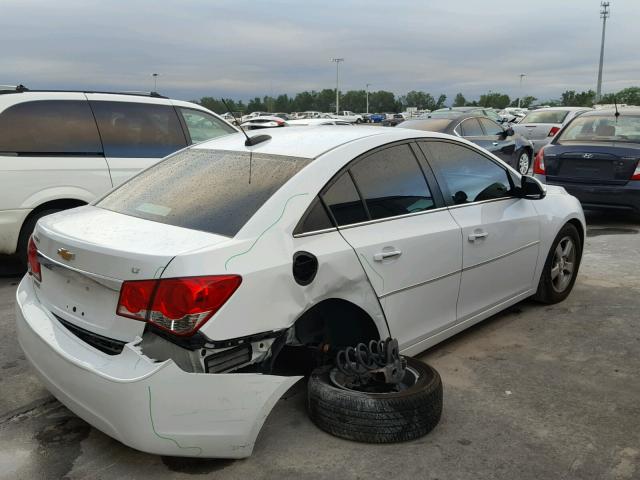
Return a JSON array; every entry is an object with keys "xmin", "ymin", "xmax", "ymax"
[
  {"xmin": 557, "ymin": 115, "xmax": 640, "ymax": 143},
  {"xmin": 97, "ymin": 149, "xmax": 311, "ymax": 236},
  {"xmin": 521, "ymin": 110, "xmax": 569, "ymax": 124}
]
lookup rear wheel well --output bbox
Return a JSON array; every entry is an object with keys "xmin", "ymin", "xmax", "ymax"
[
  {"xmin": 293, "ymin": 298, "xmax": 381, "ymax": 348},
  {"xmin": 16, "ymin": 199, "xmax": 87, "ymax": 258}
]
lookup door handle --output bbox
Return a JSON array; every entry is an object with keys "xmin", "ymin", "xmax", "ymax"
[
  {"xmin": 468, "ymin": 231, "xmax": 489, "ymax": 242},
  {"xmin": 373, "ymin": 250, "xmax": 402, "ymax": 261}
]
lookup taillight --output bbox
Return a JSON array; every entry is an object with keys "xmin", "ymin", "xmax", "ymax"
[
  {"xmin": 117, "ymin": 275, "xmax": 242, "ymax": 336},
  {"xmin": 548, "ymin": 126, "xmax": 561, "ymax": 137},
  {"xmin": 27, "ymin": 236, "xmax": 41, "ymax": 282},
  {"xmin": 533, "ymin": 148, "xmax": 546, "ymax": 174},
  {"xmin": 632, "ymin": 162, "xmax": 640, "ymax": 180}
]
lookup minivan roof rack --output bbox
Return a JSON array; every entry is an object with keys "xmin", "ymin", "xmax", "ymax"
[{"xmin": 0, "ymin": 86, "xmax": 167, "ymax": 99}]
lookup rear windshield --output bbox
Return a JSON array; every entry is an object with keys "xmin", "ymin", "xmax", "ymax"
[
  {"xmin": 521, "ymin": 110, "xmax": 569, "ymax": 124},
  {"xmin": 402, "ymin": 119, "xmax": 451, "ymax": 132},
  {"xmin": 557, "ymin": 115, "xmax": 640, "ymax": 143},
  {"xmin": 97, "ymin": 149, "xmax": 311, "ymax": 236}
]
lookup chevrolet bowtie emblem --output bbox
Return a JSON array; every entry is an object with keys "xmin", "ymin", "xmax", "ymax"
[{"xmin": 57, "ymin": 248, "xmax": 75, "ymax": 261}]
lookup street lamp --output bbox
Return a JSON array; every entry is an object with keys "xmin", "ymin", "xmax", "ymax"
[
  {"xmin": 366, "ymin": 83, "xmax": 372, "ymax": 114},
  {"xmin": 518, "ymin": 73, "xmax": 526, "ymax": 108},
  {"xmin": 151, "ymin": 73, "xmax": 159, "ymax": 92},
  {"xmin": 331, "ymin": 58, "xmax": 344, "ymax": 115}
]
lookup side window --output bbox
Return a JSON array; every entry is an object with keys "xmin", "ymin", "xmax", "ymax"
[
  {"xmin": 479, "ymin": 118, "xmax": 504, "ymax": 136},
  {"xmin": 350, "ymin": 144, "xmax": 435, "ymax": 220},
  {"xmin": 459, "ymin": 118, "xmax": 484, "ymax": 137},
  {"xmin": 422, "ymin": 141, "xmax": 512, "ymax": 205},
  {"xmin": 321, "ymin": 172, "xmax": 368, "ymax": 226},
  {"xmin": 0, "ymin": 100, "xmax": 102, "ymax": 154},
  {"xmin": 91, "ymin": 101, "xmax": 187, "ymax": 158},
  {"xmin": 179, "ymin": 108, "xmax": 236, "ymax": 143},
  {"xmin": 293, "ymin": 198, "xmax": 334, "ymax": 234}
]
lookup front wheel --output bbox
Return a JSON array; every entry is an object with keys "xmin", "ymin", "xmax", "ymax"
[
  {"xmin": 355, "ymin": 118, "xmax": 362, "ymax": 124},
  {"xmin": 534, "ymin": 223, "xmax": 582, "ymax": 304},
  {"xmin": 515, "ymin": 149, "xmax": 531, "ymax": 175}
]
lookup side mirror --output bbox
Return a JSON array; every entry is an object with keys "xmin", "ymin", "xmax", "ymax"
[
  {"xmin": 517, "ymin": 175, "xmax": 546, "ymax": 200},
  {"xmin": 504, "ymin": 126, "xmax": 515, "ymax": 136}
]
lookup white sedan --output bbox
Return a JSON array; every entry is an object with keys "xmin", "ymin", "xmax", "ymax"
[{"xmin": 16, "ymin": 126, "xmax": 585, "ymax": 458}]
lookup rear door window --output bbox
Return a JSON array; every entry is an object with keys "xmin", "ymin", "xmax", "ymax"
[
  {"xmin": 459, "ymin": 118, "xmax": 484, "ymax": 137},
  {"xmin": 178, "ymin": 108, "xmax": 236, "ymax": 143},
  {"xmin": 321, "ymin": 173, "xmax": 368, "ymax": 226},
  {"xmin": 97, "ymin": 149, "xmax": 311, "ymax": 237},
  {"xmin": 350, "ymin": 144, "xmax": 435, "ymax": 220},
  {"xmin": 91, "ymin": 101, "xmax": 187, "ymax": 158},
  {"xmin": 0, "ymin": 100, "xmax": 102, "ymax": 154}
]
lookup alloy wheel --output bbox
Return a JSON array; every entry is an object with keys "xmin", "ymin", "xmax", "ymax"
[
  {"xmin": 518, "ymin": 152, "xmax": 531, "ymax": 175},
  {"xmin": 551, "ymin": 236, "xmax": 576, "ymax": 293}
]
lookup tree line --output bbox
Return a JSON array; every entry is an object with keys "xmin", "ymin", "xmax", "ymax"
[{"xmin": 195, "ymin": 86, "xmax": 640, "ymax": 114}]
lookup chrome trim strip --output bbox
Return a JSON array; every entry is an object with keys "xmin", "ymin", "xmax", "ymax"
[
  {"xmin": 37, "ymin": 251, "xmax": 123, "ymax": 291},
  {"xmin": 337, "ymin": 206, "xmax": 450, "ymax": 231},
  {"xmin": 447, "ymin": 196, "xmax": 516, "ymax": 210},
  {"xmin": 293, "ymin": 227, "xmax": 338, "ymax": 238},
  {"xmin": 379, "ymin": 269, "xmax": 461, "ymax": 299},
  {"xmin": 462, "ymin": 240, "xmax": 540, "ymax": 271}
]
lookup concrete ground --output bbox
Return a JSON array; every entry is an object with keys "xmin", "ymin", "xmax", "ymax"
[{"xmin": 0, "ymin": 211, "xmax": 638, "ymax": 480}]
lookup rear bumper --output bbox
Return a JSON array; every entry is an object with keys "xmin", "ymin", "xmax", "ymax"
[
  {"xmin": 535, "ymin": 176, "xmax": 640, "ymax": 213},
  {"xmin": 16, "ymin": 277, "xmax": 301, "ymax": 458}
]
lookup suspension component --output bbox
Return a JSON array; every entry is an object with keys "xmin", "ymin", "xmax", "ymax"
[{"xmin": 335, "ymin": 338, "xmax": 406, "ymax": 387}]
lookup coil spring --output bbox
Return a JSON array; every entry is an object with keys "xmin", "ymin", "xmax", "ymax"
[{"xmin": 335, "ymin": 339, "xmax": 397, "ymax": 379}]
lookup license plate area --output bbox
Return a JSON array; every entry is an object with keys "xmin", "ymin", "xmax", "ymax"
[{"xmin": 37, "ymin": 259, "xmax": 143, "ymax": 341}]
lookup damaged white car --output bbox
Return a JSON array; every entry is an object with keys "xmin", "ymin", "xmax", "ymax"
[{"xmin": 16, "ymin": 126, "xmax": 585, "ymax": 458}]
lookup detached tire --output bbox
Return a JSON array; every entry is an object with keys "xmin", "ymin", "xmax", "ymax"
[{"xmin": 307, "ymin": 357, "xmax": 442, "ymax": 443}]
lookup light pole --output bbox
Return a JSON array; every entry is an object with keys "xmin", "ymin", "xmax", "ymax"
[
  {"xmin": 366, "ymin": 83, "xmax": 371, "ymax": 114},
  {"xmin": 596, "ymin": 2, "xmax": 610, "ymax": 103},
  {"xmin": 518, "ymin": 73, "xmax": 526, "ymax": 108},
  {"xmin": 331, "ymin": 58, "xmax": 344, "ymax": 115},
  {"xmin": 151, "ymin": 73, "xmax": 159, "ymax": 92}
]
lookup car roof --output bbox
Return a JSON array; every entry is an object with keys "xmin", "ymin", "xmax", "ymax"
[
  {"xmin": 528, "ymin": 106, "xmax": 591, "ymax": 112},
  {"xmin": 193, "ymin": 125, "xmax": 438, "ymax": 159},
  {"xmin": 580, "ymin": 107, "xmax": 640, "ymax": 116}
]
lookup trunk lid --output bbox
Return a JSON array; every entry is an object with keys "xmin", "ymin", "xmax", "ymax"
[
  {"xmin": 33, "ymin": 206, "xmax": 229, "ymax": 342},
  {"xmin": 544, "ymin": 143, "xmax": 640, "ymax": 185},
  {"xmin": 513, "ymin": 123, "xmax": 560, "ymax": 140}
]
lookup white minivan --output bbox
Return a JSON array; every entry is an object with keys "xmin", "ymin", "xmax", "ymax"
[{"xmin": 0, "ymin": 87, "xmax": 238, "ymax": 263}]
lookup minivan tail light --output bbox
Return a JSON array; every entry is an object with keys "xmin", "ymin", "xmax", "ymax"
[
  {"xmin": 27, "ymin": 236, "xmax": 42, "ymax": 282},
  {"xmin": 548, "ymin": 126, "xmax": 561, "ymax": 137},
  {"xmin": 632, "ymin": 162, "xmax": 640, "ymax": 180},
  {"xmin": 116, "ymin": 275, "xmax": 242, "ymax": 336},
  {"xmin": 533, "ymin": 148, "xmax": 546, "ymax": 174}
]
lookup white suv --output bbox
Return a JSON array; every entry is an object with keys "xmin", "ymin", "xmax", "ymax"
[{"xmin": 0, "ymin": 86, "xmax": 238, "ymax": 263}]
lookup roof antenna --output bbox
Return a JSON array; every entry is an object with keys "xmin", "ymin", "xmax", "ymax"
[{"xmin": 221, "ymin": 99, "xmax": 271, "ymax": 147}]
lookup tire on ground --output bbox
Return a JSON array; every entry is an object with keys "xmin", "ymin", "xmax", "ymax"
[
  {"xmin": 534, "ymin": 222, "xmax": 582, "ymax": 304},
  {"xmin": 307, "ymin": 357, "xmax": 442, "ymax": 443}
]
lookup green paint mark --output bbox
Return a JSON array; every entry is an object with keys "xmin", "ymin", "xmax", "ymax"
[
  {"xmin": 147, "ymin": 386, "xmax": 203, "ymax": 456},
  {"xmin": 359, "ymin": 253, "xmax": 384, "ymax": 292},
  {"xmin": 224, "ymin": 193, "xmax": 309, "ymax": 271}
]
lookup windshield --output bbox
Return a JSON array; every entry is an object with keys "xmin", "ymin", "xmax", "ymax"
[
  {"xmin": 97, "ymin": 149, "xmax": 311, "ymax": 236},
  {"xmin": 522, "ymin": 110, "xmax": 570, "ymax": 124},
  {"xmin": 557, "ymin": 115, "xmax": 640, "ymax": 143}
]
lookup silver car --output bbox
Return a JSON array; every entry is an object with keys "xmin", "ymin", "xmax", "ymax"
[{"xmin": 513, "ymin": 107, "xmax": 591, "ymax": 154}]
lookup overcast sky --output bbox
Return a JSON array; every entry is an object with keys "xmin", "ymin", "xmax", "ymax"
[{"xmin": 2, "ymin": 0, "xmax": 638, "ymax": 103}]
